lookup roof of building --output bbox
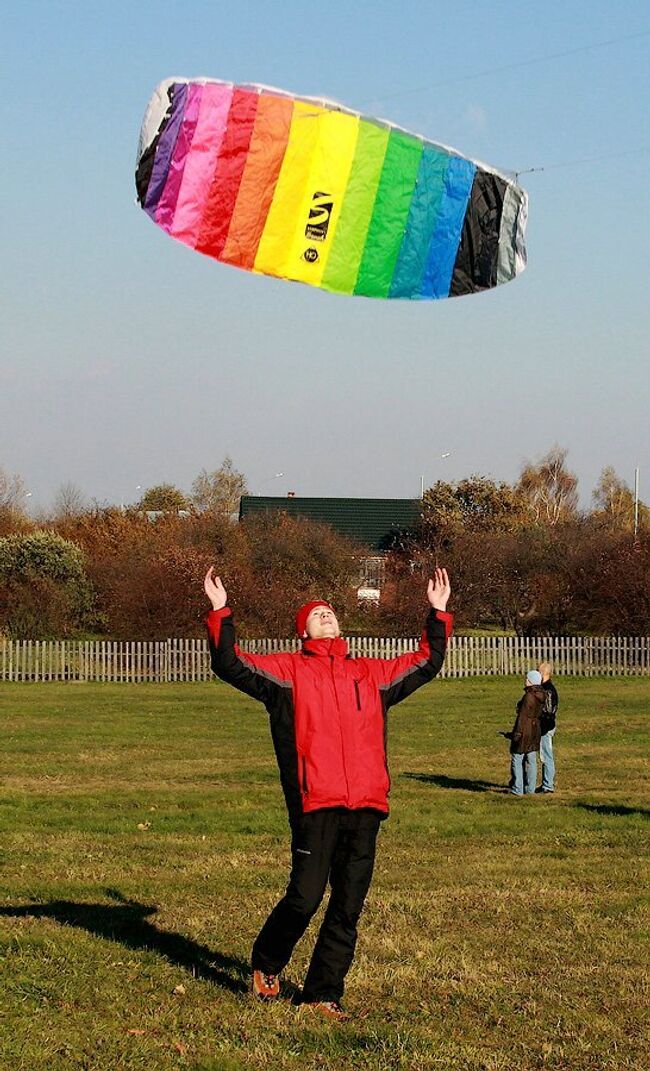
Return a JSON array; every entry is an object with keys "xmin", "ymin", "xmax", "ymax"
[{"xmin": 239, "ymin": 496, "xmax": 421, "ymax": 551}]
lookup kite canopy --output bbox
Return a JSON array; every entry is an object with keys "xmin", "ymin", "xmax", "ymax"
[{"xmin": 136, "ymin": 78, "xmax": 528, "ymax": 300}]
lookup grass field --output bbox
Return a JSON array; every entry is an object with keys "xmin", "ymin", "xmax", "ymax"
[{"xmin": 0, "ymin": 677, "xmax": 648, "ymax": 1071}]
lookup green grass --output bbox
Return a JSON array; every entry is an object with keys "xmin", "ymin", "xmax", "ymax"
[{"xmin": 0, "ymin": 678, "xmax": 648, "ymax": 1071}]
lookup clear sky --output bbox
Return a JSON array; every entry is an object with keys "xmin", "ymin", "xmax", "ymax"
[{"xmin": 3, "ymin": 0, "xmax": 649, "ymax": 510}]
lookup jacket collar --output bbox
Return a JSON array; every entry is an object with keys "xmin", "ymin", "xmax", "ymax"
[{"xmin": 302, "ymin": 636, "xmax": 349, "ymax": 658}]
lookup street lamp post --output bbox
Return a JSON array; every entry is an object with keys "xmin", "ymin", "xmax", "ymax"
[
  {"xmin": 634, "ymin": 466, "xmax": 640, "ymax": 539},
  {"xmin": 420, "ymin": 453, "xmax": 451, "ymax": 499},
  {"xmin": 257, "ymin": 473, "xmax": 284, "ymax": 495},
  {"xmin": 121, "ymin": 485, "xmax": 141, "ymax": 512}
]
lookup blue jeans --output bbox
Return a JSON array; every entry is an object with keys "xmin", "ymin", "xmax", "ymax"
[
  {"xmin": 510, "ymin": 752, "xmax": 537, "ymax": 795},
  {"xmin": 540, "ymin": 729, "xmax": 556, "ymax": 791}
]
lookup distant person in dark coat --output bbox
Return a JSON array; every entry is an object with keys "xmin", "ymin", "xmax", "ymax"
[
  {"xmin": 501, "ymin": 671, "xmax": 545, "ymax": 796},
  {"xmin": 537, "ymin": 661, "xmax": 559, "ymax": 793}
]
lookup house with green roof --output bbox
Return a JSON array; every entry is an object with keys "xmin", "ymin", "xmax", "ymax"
[{"xmin": 239, "ymin": 496, "xmax": 422, "ymax": 599}]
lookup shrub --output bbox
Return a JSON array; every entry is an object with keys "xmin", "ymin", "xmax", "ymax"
[{"xmin": 0, "ymin": 531, "xmax": 95, "ymax": 638}]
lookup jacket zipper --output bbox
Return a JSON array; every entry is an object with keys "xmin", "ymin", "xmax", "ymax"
[
  {"xmin": 330, "ymin": 655, "xmax": 351, "ymax": 802},
  {"xmin": 301, "ymin": 756, "xmax": 308, "ymax": 794},
  {"xmin": 354, "ymin": 680, "xmax": 361, "ymax": 711}
]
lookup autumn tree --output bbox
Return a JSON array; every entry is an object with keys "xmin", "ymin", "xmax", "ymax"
[
  {"xmin": 592, "ymin": 466, "xmax": 647, "ymax": 531},
  {"xmin": 191, "ymin": 456, "xmax": 248, "ymax": 517},
  {"xmin": 65, "ymin": 506, "xmax": 248, "ymax": 639},
  {"xmin": 517, "ymin": 445, "xmax": 578, "ymax": 526},
  {"xmin": 378, "ymin": 528, "xmax": 553, "ymax": 636},
  {"xmin": 559, "ymin": 525, "xmax": 649, "ymax": 634},
  {"xmin": 420, "ymin": 475, "xmax": 528, "ymax": 547},
  {"xmin": 137, "ymin": 483, "xmax": 189, "ymax": 512},
  {"xmin": 380, "ymin": 520, "xmax": 594, "ymax": 636},
  {"xmin": 235, "ymin": 513, "xmax": 360, "ymax": 636}
]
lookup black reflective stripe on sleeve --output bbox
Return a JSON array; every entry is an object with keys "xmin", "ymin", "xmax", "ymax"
[{"xmin": 450, "ymin": 170, "xmax": 508, "ymax": 296}]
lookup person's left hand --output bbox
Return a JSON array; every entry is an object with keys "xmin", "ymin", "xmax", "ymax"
[{"xmin": 427, "ymin": 567, "xmax": 451, "ymax": 611}]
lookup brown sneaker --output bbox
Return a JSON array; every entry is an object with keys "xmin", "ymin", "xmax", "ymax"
[
  {"xmin": 251, "ymin": 969, "xmax": 280, "ymax": 1001},
  {"xmin": 301, "ymin": 1000, "xmax": 351, "ymax": 1022}
]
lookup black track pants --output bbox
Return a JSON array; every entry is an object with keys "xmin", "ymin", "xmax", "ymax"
[{"xmin": 251, "ymin": 808, "xmax": 381, "ymax": 1002}]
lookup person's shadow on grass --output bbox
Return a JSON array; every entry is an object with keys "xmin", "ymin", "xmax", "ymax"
[
  {"xmin": 0, "ymin": 888, "xmax": 258, "ymax": 995},
  {"xmin": 403, "ymin": 772, "xmax": 506, "ymax": 793},
  {"xmin": 575, "ymin": 802, "xmax": 650, "ymax": 819}
]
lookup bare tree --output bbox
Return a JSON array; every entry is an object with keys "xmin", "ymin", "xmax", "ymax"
[
  {"xmin": 0, "ymin": 465, "xmax": 29, "ymax": 533},
  {"xmin": 52, "ymin": 481, "xmax": 87, "ymax": 521},
  {"xmin": 518, "ymin": 445, "xmax": 578, "ymax": 526},
  {"xmin": 0, "ymin": 466, "xmax": 27, "ymax": 510}
]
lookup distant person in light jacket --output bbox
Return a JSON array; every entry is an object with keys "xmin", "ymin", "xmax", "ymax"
[{"xmin": 537, "ymin": 661, "xmax": 559, "ymax": 794}]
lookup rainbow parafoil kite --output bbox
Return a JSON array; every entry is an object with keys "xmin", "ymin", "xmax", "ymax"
[{"xmin": 136, "ymin": 78, "xmax": 528, "ymax": 300}]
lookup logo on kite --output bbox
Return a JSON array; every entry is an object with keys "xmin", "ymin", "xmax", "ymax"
[
  {"xmin": 305, "ymin": 192, "xmax": 333, "ymax": 242},
  {"xmin": 136, "ymin": 77, "xmax": 529, "ymax": 300}
]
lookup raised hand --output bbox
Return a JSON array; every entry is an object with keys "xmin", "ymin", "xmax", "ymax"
[
  {"xmin": 427, "ymin": 567, "xmax": 451, "ymax": 611},
  {"xmin": 204, "ymin": 566, "xmax": 228, "ymax": 611}
]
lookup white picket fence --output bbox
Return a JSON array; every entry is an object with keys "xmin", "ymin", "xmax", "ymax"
[{"xmin": 0, "ymin": 635, "xmax": 648, "ymax": 683}]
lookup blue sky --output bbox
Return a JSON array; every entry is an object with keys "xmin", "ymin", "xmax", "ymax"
[{"xmin": 3, "ymin": 1, "xmax": 649, "ymax": 509}]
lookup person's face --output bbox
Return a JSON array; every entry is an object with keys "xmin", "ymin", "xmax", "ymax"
[{"xmin": 305, "ymin": 604, "xmax": 340, "ymax": 639}]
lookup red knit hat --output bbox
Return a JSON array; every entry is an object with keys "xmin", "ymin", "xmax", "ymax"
[{"xmin": 295, "ymin": 600, "xmax": 334, "ymax": 638}]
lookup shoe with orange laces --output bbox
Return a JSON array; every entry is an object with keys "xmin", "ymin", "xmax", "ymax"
[
  {"xmin": 300, "ymin": 1000, "xmax": 351, "ymax": 1022},
  {"xmin": 251, "ymin": 968, "xmax": 280, "ymax": 1001}
]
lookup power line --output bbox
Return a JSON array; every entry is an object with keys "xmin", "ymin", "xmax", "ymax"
[
  {"xmin": 515, "ymin": 144, "xmax": 650, "ymax": 180},
  {"xmin": 358, "ymin": 27, "xmax": 650, "ymax": 108}
]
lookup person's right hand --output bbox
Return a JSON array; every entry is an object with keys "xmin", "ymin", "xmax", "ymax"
[
  {"xmin": 204, "ymin": 567, "xmax": 227, "ymax": 610},
  {"xmin": 427, "ymin": 567, "xmax": 451, "ymax": 611}
]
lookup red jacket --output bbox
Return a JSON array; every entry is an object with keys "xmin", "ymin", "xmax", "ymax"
[{"xmin": 206, "ymin": 607, "xmax": 452, "ymax": 819}]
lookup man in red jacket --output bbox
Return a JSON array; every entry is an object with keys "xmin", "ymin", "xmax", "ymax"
[{"xmin": 204, "ymin": 566, "xmax": 452, "ymax": 1020}]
